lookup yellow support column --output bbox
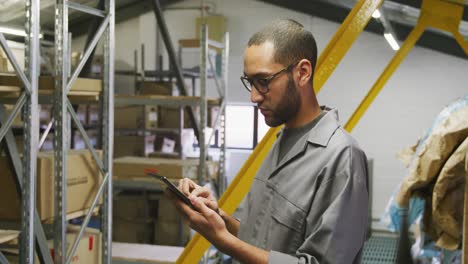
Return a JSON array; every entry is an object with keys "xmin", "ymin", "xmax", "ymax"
[
  {"xmin": 314, "ymin": 0, "xmax": 383, "ymax": 93},
  {"xmin": 345, "ymin": 0, "xmax": 467, "ymax": 132},
  {"xmin": 176, "ymin": 0, "xmax": 383, "ymax": 263}
]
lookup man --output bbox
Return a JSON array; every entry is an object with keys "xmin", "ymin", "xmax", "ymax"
[{"xmin": 168, "ymin": 19, "xmax": 369, "ymax": 264}]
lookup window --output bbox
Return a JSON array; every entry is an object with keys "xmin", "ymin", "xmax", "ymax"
[
  {"xmin": 224, "ymin": 104, "xmax": 274, "ymax": 149},
  {"xmin": 225, "ymin": 105, "xmax": 254, "ymax": 149},
  {"xmin": 257, "ymin": 113, "xmax": 270, "ymax": 144}
]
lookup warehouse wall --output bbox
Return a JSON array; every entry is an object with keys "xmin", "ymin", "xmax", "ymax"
[{"xmin": 73, "ymin": 0, "xmax": 468, "ymax": 222}]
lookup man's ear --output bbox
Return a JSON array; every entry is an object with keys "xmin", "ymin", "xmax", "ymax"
[{"xmin": 296, "ymin": 59, "xmax": 313, "ymax": 86}]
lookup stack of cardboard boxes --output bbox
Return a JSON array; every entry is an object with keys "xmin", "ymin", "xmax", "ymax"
[
  {"xmin": 113, "ymin": 82, "xmax": 174, "ymax": 158},
  {"xmin": 112, "ymin": 192, "xmax": 191, "ymax": 246},
  {"xmin": 113, "ymin": 156, "xmax": 218, "ymax": 181},
  {"xmin": 114, "ymin": 104, "xmax": 158, "ymax": 158},
  {"xmin": 0, "ymin": 226, "xmax": 101, "ymax": 264},
  {"xmin": 0, "ymin": 149, "xmax": 103, "ymax": 263},
  {"xmin": 0, "ymin": 150, "xmax": 103, "ymax": 221}
]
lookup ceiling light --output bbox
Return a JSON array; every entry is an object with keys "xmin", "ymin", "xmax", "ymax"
[
  {"xmin": 0, "ymin": 26, "xmax": 43, "ymax": 38},
  {"xmin": 384, "ymin": 32, "xmax": 400, "ymax": 50}
]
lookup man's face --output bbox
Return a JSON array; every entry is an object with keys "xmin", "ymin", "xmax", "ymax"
[{"xmin": 243, "ymin": 42, "xmax": 301, "ymax": 127}]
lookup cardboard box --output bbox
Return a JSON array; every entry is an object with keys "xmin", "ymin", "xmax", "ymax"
[
  {"xmin": 0, "ymin": 134, "xmax": 53, "ymax": 155},
  {"xmin": 0, "ymin": 50, "xmax": 8, "ymax": 72},
  {"xmin": 139, "ymin": 82, "xmax": 173, "ymax": 95},
  {"xmin": 0, "ymin": 150, "xmax": 103, "ymax": 221},
  {"xmin": 0, "ymin": 57, "xmax": 8, "ymax": 72},
  {"xmin": 158, "ymin": 196, "xmax": 179, "ymax": 222},
  {"xmin": 196, "ymin": 15, "xmax": 226, "ymax": 43},
  {"xmin": 113, "ymin": 194, "xmax": 158, "ymax": 244},
  {"xmin": 3, "ymin": 104, "xmax": 23, "ymax": 127},
  {"xmin": 2, "ymin": 104, "xmax": 57, "ymax": 127},
  {"xmin": 112, "ymin": 157, "xmax": 218, "ymax": 181},
  {"xmin": 115, "ymin": 105, "xmax": 158, "ymax": 129},
  {"xmin": 113, "ymin": 135, "xmax": 155, "ymax": 158},
  {"xmin": 158, "ymin": 106, "xmax": 186, "ymax": 129},
  {"xmin": 56, "ymin": 226, "xmax": 102, "ymax": 264},
  {"xmin": 158, "ymin": 106, "xmax": 219, "ymax": 129},
  {"xmin": 154, "ymin": 220, "xmax": 190, "ymax": 246},
  {"xmin": 2, "ymin": 226, "xmax": 101, "ymax": 264},
  {"xmin": 0, "ymin": 74, "xmax": 102, "ymax": 92}
]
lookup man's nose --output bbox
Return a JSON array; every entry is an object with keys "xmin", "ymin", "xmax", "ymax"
[{"xmin": 250, "ymin": 86, "xmax": 264, "ymax": 103}]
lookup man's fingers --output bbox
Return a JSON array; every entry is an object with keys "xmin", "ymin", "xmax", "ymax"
[
  {"xmin": 191, "ymin": 197, "xmax": 215, "ymax": 218},
  {"xmin": 199, "ymin": 197, "xmax": 218, "ymax": 211},
  {"xmin": 179, "ymin": 178, "xmax": 190, "ymax": 195},
  {"xmin": 190, "ymin": 186, "xmax": 211, "ymax": 199},
  {"xmin": 179, "ymin": 178, "xmax": 200, "ymax": 196}
]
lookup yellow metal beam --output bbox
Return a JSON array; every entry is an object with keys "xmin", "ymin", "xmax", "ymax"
[
  {"xmin": 176, "ymin": 0, "xmax": 383, "ymax": 263},
  {"xmin": 344, "ymin": 0, "xmax": 467, "ymax": 132},
  {"xmin": 314, "ymin": 0, "xmax": 383, "ymax": 93}
]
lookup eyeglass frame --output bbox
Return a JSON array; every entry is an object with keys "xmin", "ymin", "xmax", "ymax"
[{"xmin": 240, "ymin": 61, "xmax": 299, "ymax": 95}]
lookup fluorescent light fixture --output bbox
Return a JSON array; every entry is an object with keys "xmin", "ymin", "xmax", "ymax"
[
  {"xmin": 0, "ymin": 26, "xmax": 43, "ymax": 38},
  {"xmin": 372, "ymin": 9, "xmax": 381, "ymax": 19},
  {"xmin": 384, "ymin": 32, "xmax": 400, "ymax": 50}
]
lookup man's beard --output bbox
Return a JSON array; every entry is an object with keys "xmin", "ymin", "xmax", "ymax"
[{"xmin": 264, "ymin": 76, "xmax": 301, "ymax": 127}]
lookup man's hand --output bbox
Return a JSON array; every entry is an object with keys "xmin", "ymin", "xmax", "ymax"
[
  {"xmin": 166, "ymin": 190, "xmax": 229, "ymax": 245},
  {"xmin": 178, "ymin": 178, "xmax": 218, "ymax": 212},
  {"xmin": 166, "ymin": 179, "xmax": 269, "ymax": 264}
]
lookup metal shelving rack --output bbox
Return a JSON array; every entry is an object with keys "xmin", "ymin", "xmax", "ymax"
[
  {"xmin": 114, "ymin": 1, "xmax": 229, "ymax": 187},
  {"xmin": 0, "ymin": 1, "xmax": 113, "ymax": 264},
  {"xmin": 53, "ymin": 1, "xmax": 114, "ymax": 264}
]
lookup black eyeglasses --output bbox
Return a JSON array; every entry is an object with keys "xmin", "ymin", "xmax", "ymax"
[{"xmin": 240, "ymin": 62, "xmax": 298, "ymax": 95}]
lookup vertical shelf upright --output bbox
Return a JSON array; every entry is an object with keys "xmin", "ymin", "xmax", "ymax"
[
  {"xmin": 0, "ymin": 0, "xmax": 40, "ymax": 263},
  {"xmin": 197, "ymin": 24, "xmax": 208, "ymax": 183},
  {"xmin": 218, "ymin": 31, "xmax": 229, "ymax": 195},
  {"xmin": 21, "ymin": 0, "xmax": 40, "ymax": 262},
  {"xmin": 53, "ymin": 0, "xmax": 114, "ymax": 263}
]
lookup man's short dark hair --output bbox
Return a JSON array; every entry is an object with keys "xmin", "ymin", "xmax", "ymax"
[{"xmin": 248, "ymin": 19, "xmax": 317, "ymax": 72}]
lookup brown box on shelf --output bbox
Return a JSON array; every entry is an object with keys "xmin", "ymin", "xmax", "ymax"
[
  {"xmin": 112, "ymin": 157, "xmax": 218, "ymax": 181},
  {"xmin": 154, "ymin": 220, "xmax": 190, "ymax": 246},
  {"xmin": 115, "ymin": 105, "xmax": 158, "ymax": 129},
  {"xmin": 0, "ymin": 150, "xmax": 103, "ymax": 221},
  {"xmin": 156, "ymin": 196, "xmax": 190, "ymax": 246},
  {"xmin": 3, "ymin": 226, "xmax": 101, "ymax": 264},
  {"xmin": 3, "ymin": 104, "xmax": 23, "ymax": 127},
  {"xmin": 196, "ymin": 15, "xmax": 226, "ymax": 44},
  {"xmin": 158, "ymin": 106, "xmax": 219, "ymax": 129},
  {"xmin": 158, "ymin": 106, "xmax": 196, "ymax": 129},
  {"xmin": 0, "ymin": 74, "xmax": 102, "ymax": 92},
  {"xmin": 61, "ymin": 226, "xmax": 102, "ymax": 264},
  {"xmin": 113, "ymin": 135, "xmax": 155, "ymax": 158},
  {"xmin": 113, "ymin": 194, "xmax": 158, "ymax": 244},
  {"xmin": 0, "ymin": 50, "xmax": 8, "ymax": 72},
  {"xmin": 0, "ymin": 57, "xmax": 8, "ymax": 72},
  {"xmin": 2, "ymin": 104, "xmax": 58, "ymax": 127},
  {"xmin": 140, "ymin": 82, "xmax": 173, "ymax": 95},
  {"xmin": 157, "ymin": 196, "xmax": 180, "ymax": 222}
]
